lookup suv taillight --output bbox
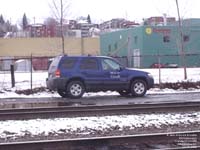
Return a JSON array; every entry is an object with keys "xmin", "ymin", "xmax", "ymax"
[{"xmin": 55, "ymin": 69, "xmax": 61, "ymax": 77}]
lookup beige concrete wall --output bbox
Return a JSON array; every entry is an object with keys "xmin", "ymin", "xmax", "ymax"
[{"xmin": 0, "ymin": 37, "xmax": 100, "ymax": 57}]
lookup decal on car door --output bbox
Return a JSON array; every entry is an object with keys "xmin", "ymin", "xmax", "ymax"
[{"xmin": 110, "ymin": 71, "xmax": 120, "ymax": 78}]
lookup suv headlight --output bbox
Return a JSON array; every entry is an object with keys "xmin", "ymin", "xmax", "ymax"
[{"xmin": 147, "ymin": 73, "xmax": 153, "ymax": 78}]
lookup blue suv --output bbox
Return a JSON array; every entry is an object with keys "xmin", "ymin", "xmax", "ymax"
[{"xmin": 46, "ymin": 55, "xmax": 154, "ymax": 98}]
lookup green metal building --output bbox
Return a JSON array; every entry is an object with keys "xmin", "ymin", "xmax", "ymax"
[{"xmin": 100, "ymin": 20, "xmax": 200, "ymax": 68}]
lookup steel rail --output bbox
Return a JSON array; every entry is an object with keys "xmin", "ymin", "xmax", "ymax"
[
  {"xmin": 0, "ymin": 101, "xmax": 200, "ymax": 120},
  {"xmin": 0, "ymin": 130, "xmax": 199, "ymax": 150}
]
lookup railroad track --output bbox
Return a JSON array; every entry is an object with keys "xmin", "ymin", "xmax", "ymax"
[
  {"xmin": 0, "ymin": 101, "xmax": 200, "ymax": 120},
  {"xmin": 0, "ymin": 130, "xmax": 199, "ymax": 150}
]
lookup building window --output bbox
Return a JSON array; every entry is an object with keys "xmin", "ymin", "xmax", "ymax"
[
  {"xmin": 163, "ymin": 35, "xmax": 170, "ymax": 42},
  {"xmin": 114, "ymin": 43, "xmax": 118, "ymax": 50},
  {"xmin": 183, "ymin": 35, "xmax": 189, "ymax": 42}
]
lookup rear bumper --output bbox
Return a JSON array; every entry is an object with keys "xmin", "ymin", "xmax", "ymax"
[{"xmin": 46, "ymin": 77, "xmax": 68, "ymax": 91}]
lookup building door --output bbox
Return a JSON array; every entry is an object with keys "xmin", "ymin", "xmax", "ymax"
[{"xmin": 133, "ymin": 49, "xmax": 140, "ymax": 68}]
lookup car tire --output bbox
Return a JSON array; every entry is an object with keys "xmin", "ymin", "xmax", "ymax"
[
  {"xmin": 67, "ymin": 81, "xmax": 85, "ymax": 99},
  {"xmin": 57, "ymin": 89, "xmax": 68, "ymax": 98},
  {"xmin": 118, "ymin": 90, "xmax": 130, "ymax": 97},
  {"xmin": 130, "ymin": 79, "xmax": 147, "ymax": 97}
]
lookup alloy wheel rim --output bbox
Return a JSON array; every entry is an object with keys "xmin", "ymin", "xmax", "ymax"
[
  {"xmin": 134, "ymin": 82, "xmax": 145, "ymax": 94},
  {"xmin": 70, "ymin": 84, "xmax": 82, "ymax": 96}
]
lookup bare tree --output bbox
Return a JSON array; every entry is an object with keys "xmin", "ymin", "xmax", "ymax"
[
  {"xmin": 44, "ymin": 17, "xmax": 58, "ymax": 37},
  {"xmin": 49, "ymin": 0, "xmax": 71, "ymax": 54}
]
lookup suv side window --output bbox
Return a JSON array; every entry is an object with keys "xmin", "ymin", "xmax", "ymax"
[
  {"xmin": 61, "ymin": 58, "xmax": 77, "ymax": 69},
  {"xmin": 80, "ymin": 58, "xmax": 98, "ymax": 70},
  {"xmin": 101, "ymin": 58, "xmax": 120, "ymax": 70}
]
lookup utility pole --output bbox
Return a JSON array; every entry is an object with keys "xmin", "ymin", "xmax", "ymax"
[{"xmin": 175, "ymin": 0, "xmax": 187, "ymax": 79}]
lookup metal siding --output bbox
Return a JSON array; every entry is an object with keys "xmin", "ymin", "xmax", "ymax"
[{"xmin": 101, "ymin": 24, "xmax": 200, "ymax": 67}]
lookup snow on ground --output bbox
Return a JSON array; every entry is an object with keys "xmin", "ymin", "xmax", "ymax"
[
  {"xmin": 0, "ymin": 112, "xmax": 199, "ymax": 139},
  {"xmin": 1, "ymin": 68, "xmax": 200, "ymax": 98},
  {"xmin": 144, "ymin": 68, "xmax": 200, "ymax": 83},
  {"xmin": 0, "ymin": 68, "xmax": 200, "ymax": 140}
]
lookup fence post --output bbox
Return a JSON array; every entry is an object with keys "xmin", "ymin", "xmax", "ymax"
[
  {"xmin": 30, "ymin": 54, "xmax": 33, "ymax": 92},
  {"xmin": 157, "ymin": 50, "xmax": 162, "ymax": 87},
  {"xmin": 10, "ymin": 64, "xmax": 15, "ymax": 87}
]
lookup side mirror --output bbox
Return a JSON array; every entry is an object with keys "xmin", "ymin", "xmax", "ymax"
[{"xmin": 119, "ymin": 66, "xmax": 124, "ymax": 71}]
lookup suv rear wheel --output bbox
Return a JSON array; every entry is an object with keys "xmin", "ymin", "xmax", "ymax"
[
  {"xmin": 67, "ymin": 81, "xmax": 85, "ymax": 99},
  {"xmin": 131, "ymin": 79, "xmax": 147, "ymax": 97}
]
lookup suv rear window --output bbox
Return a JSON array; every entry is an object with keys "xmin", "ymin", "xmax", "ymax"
[
  {"xmin": 79, "ymin": 58, "xmax": 98, "ymax": 70},
  {"xmin": 60, "ymin": 58, "xmax": 77, "ymax": 69},
  {"xmin": 48, "ymin": 56, "xmax": 62, "ymax": 72}
]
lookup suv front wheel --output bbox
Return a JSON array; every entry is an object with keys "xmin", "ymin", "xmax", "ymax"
[
  {"xmin": 131, "ymin": 79, "xmax": 147, "ymax": 97},
  {"xmin": 67, "ymin": 81, "xmax": 85, "ymax": 99}
]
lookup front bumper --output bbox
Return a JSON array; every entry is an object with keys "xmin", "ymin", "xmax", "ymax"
[{"xmin": 147, "ymin": 77, "xmax": 154, "ymax": 89}]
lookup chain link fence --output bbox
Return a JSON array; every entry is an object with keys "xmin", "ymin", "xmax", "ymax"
[
  {"xmin": 113, "ymin": 53, "xmax": 200, "ymax": 68},
  {"xmin": 0, "ymin": 56, "xmax": 53, "ymax": 92},
  {"xmin": 0, "ymin": 54, "xmax": 200, "ymax": 92}
]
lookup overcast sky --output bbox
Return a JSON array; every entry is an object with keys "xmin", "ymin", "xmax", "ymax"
[{"xmin": 0, "ymin": 0, "xmax": 199, "ymax": 24}]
